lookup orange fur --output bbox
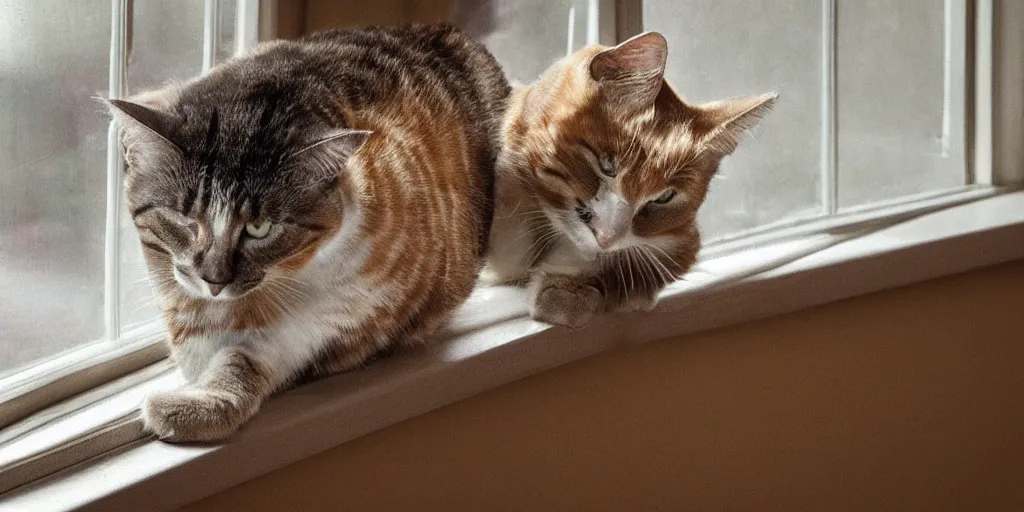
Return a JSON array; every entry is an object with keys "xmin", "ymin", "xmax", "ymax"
[{"xmin": 487, "ymin": 32, "xmax": 776, "ymax": 327}]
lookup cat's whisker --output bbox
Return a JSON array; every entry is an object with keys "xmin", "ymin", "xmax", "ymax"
[
  {"xmin": 628, "ymin": 247, "xmax": 650, "ymax": 288},
  {"xmin": 613, "ymin": 253, "xmax": 627, "ymax": 298},
  {"xmin": 264, "ymin": 280, "xmax": 305, "ymax": 312},
  {"xmin": 641, "ymin": 246, "xmax": 675, "ymax": 283},
  {"xmin": 265, "ymin": 274, "xmax": 311, "ymax": 301},
  {"xmin": 643, "ymin": 248, "xmax": 670, "ymax": 285},
  {"xmin": 624, "ymin": 248, "xmax": 636, "ymax": 291},
  {"xmin": 516, "ymin": 221, "xmax": 556, "ymax": 241},
  {"xmin": 261, "ymin": 283, "xmax": 293, "ymax": 320},
  {"xmin": 511, "ymin": 209, "xmax": 548, "ymax": 219},
  {"xmin": 129, "ymin": 296, "xmax": 161, "ymax": 314},
  {"xmin": 634, "ymin": 246, "xmax": 654, "ymax": 289},
  {"xmin": 269, "ymin": 278, "xmax": 308, "ymax": 301},
  {"xmin": 643, "ymin": 243, "xmax": 683, "ymax": 270},
  {"xmin": 532, "ymin": 232, "xmax": 562, "ymax": 264},
  {"xmin": 527, "ymin": 230, "xmax": 560, "ymax": 257}
]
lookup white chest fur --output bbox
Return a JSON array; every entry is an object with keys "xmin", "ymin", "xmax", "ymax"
[{"xmin": 170, "ymin": 205, "xmax": 390, "ymax": 384}]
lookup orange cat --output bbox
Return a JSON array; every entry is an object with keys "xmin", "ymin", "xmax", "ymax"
[{"xmin": 486, "ymin": 32, "xmax": 775, "ymax": 328}]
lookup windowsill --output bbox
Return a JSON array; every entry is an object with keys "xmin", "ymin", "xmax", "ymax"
[{"xmin": 3, "ymin": 190, "xmax": 1024, "ymax": 511}]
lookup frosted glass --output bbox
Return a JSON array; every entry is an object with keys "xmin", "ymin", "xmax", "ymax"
[
  {"xmin": 126, "ymin": 0, "xmax": 205, "ymax": 94},
  {"xmin": 644, "ymin": 0, "xmax": 825, "ymax": 238},
  {"xmin": 452, "ymin": 0, "xmax": 591, "ymax": 84},
  {"xmin": 0, "ymin": 0, "xmax": 110, "ymax": 373},
  {"xmin": 836, "ymin": 0, "xmax": 966, "ymax": 207}
]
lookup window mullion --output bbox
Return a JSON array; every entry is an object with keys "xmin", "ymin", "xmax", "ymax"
[
  {"xmin": 586, "ymin": 0, "xmax": 617, "ymax": 45},
  {"xmin": 941, "ymin": 0, "xmax": 956, "ymax": 159},
  {"xmin": 236, "ymin": 0, "xmax": 261, "ymax": 56},
  {"xmin": 614, "ymin": 0, "xmax": 642, "ymax": 44},
  {"xmin": 991, "ymin": 0, "xmax": 1024, "ymax": 185},
  {"xmin": 970, "ymin": 0, "xmax": 992, "ymax": 185},
  {"xmin": 820, "ymin": 0, "xmax": 838, "ymax": 215},
  {"xmin": 202, "ymin": 0, "xmax": 220, "ymax": 73},
  {"xmin": 104, "ymin": 0, "xmax": 130, "ymax": 343}
]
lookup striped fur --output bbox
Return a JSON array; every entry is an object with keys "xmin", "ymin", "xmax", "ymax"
[
  {"xmin": 485, "ymin": 32, "xmax": 775, "ymax": 328},
  {"xmin": 108, "ymin": 24, "xmax": 509, "ymax": 442}
]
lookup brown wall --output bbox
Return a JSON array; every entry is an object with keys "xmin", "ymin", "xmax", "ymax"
[{"xmin": 183, "ymin": 259, "xmax": 1024, "ymax": 511}]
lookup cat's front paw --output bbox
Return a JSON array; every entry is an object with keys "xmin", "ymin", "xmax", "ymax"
[
  {"xmin": 142, "ymin": 388, "xmax": 252, "ymax": 443},
  {"xmin": 531, "ymin": 280, "xmax": 603, "ymax": 329}
]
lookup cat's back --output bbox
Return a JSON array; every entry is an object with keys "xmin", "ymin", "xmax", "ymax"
[{"xmin": 259, "ymin": 24, "xmax": 508, "ymax": 126}]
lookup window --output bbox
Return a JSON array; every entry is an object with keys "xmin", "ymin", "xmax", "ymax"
[
  {"xmin": 459, "ymin": 0, "xmax": 985, "ymax": 239},
  {"xmin": 1, "ymin": 0, "xmax": 111, "ymax": 374},
  {"xmin": 1, "ymin": 0, "xmax": 1022, "ymax": 504},
  {"xmin": 0, "ymin": 0, "xmax": 252, "ymax": 376},
  {"xmin": 453, "ymin": 0, "xmax": 594, "ymax": 83}
]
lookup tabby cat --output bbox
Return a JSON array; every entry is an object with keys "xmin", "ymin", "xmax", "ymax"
[
  {"xmin": 486, "ymin": 32, "xmax": 775, "ymax": 328},
  {"xmin": 108, "ymin": 24, "xmax": 508, "ymax": 442}
]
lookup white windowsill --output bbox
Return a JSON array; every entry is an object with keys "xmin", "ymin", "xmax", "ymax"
[{"xmin": 2, "ymin": 190, "xmax": 1023, "ymax": 512}]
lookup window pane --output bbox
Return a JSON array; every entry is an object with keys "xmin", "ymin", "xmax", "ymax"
[
  {"xmin": 836, "ymin": 0, "xmax": 967, "ymax": 207},
  {"xmin": 0, "ymin": 0, "xmax": 110, "ymax": 373},
  {"xmin": 126, "ymin": 0, "xmax": 205, "ymax": 94},
  {"xmin": 217, "ymin": 0, "xmax": 238, "ymax": 64},
  {"xmin": 644, "ymin": 0, "xmax": 824, "ymax": 238},
  {"xmin": 452, "ymin": 0, "xmax": 590, "ymax": 83}
]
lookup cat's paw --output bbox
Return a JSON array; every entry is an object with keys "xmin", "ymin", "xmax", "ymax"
[
  {"xmin": 531, "ymin": 280, "xmax": 603, "ymax": 329},
  {"xmin": 142, "ymin": 388, "xmax": 251, "ymax": 443}
]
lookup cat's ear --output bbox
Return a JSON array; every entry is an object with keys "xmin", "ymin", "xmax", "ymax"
[
  {"xmin": 589, "ymin": 32, "xmax": 668, "ymax": 113},
  {"xmin": 107, "ymin": 98, "xmax": 183, "ymax": 153},
  {"xmin": 289, "ymin": 129, "xmax": 373, "ymax": 178},
  {"xmin": 695, "ymin": 92, "xmax": 778, "ymax": 156}
]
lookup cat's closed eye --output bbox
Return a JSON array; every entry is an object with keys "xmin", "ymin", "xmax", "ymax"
[
  {"xmin": 540, "ymin": 167, "xmax": 569, "ymax": 182},
  {"xmin": 161, "ymin": 209, "xmax": 198, "ymax": 235}
]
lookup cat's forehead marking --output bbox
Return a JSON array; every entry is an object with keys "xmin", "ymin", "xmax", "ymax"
[{"xmin": 210, "ymin": 200, "xmax": 234, "ymax": 238}]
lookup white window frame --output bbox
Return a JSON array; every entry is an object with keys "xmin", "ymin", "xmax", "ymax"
[{"xmin": 1, "ymin": 0, "xmax": 1022, "ymax": 508}]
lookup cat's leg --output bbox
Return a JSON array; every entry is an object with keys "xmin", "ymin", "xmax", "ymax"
[
  {"xmin": 529, "ymin": 272, "xmax": 604, "ymax": 329},
  {"xmin": 143, "ymin": 347, "xmax": 279, "ymax": 442}
]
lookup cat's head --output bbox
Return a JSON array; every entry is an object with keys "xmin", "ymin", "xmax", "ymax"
[
  {"xmin": 107, "ymin": 79, "xmax": 370, "ymax": 301},
  {"xmin": 502, "ymin": 32, "xmax": 775, "ymax": 259}
]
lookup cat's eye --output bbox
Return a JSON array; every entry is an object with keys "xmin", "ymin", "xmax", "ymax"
[
  {"xmin": 540, "ymin": 167, "xmax": 569, "ymax": 182},
  {"xmin": 245, "ymin": 221, "xmax": 272, "ymax": 239},
  {"xmin": 652, "ymin": 189, "xmax": 677, "ymax": 205}
]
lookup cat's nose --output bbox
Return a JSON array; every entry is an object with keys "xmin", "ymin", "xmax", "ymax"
[
  {"xmin": 200, "ymin": 277, "xmax": 232, "ymax": 297},
  {"xmin": 595, "ymin": 229, "xmax": 626, "ymax": 250},
  {"xmin": 206, "ymin": 283, "xmax": 225, "ymax": 297},
  {"xmin": 592, "ymin": 200, "xmax": 632, "ymax": 250}
]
